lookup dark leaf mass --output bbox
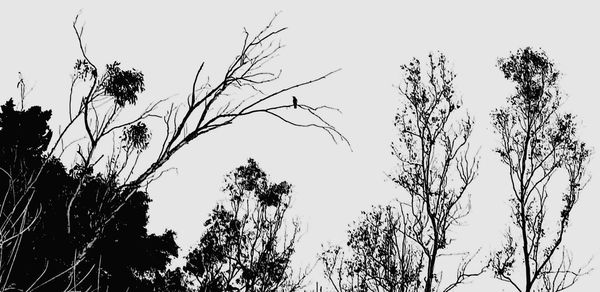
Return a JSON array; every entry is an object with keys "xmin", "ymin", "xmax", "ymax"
[{"xmin": 102, "ymin": 61, "xmax": 145, "ymax": 107}]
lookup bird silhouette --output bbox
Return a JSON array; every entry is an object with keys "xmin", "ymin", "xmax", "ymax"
[
  {"xmin": 292, "ymin": 96, "xmax": 298, "ymax": 109},
  {"xmin": 17, "ymin": 72, "xmax": 25, "ymax": 109},
  {"xmin": 17, "ymin": 72, "xmax": 23, "ymax": 88}
]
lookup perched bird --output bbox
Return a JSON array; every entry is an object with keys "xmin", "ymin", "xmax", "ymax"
[
  {"xmin": 292, "ymin": 96, "xmax": 298, "ymax": 109},
  {"xmin": 17, "ymin": 72, "xmax": 25, "ymax": 110},
  {"xmin": 17, "ymin": 72, "xmax": 23, "ymax": 88}
]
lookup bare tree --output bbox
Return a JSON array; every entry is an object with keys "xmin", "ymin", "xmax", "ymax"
[
  {"xmin": 60, "ymin": 12, "xmax": 347, "ymax": 269},
  {"xmin": 321, "ymin": 204, "xmax": 423, "ymax": 292},
  {"xmin": 391, "ymin": 52, "xmax": 483, "ymax": 292},
  {"xmin": 490, "ymin": 47, "xmax": 591, "ymax": 292}
]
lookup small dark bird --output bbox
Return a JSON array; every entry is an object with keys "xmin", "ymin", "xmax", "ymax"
[
  {"xmin": 16, "ymin": 72, "xmax": 23, "ymax": 88},
  {"xmin": 292, "ymin": 96, "xmax": 298, "ymax": 109}
]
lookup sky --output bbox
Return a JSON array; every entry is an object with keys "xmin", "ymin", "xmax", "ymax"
[{"xmin": 1, "ymin": 1, "xmax": 599, "ymax": 291}]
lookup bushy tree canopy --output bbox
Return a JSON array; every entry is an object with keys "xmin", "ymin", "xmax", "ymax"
[
  {"xmin": 184, "ymin": 158, "xmax": 306, "ymax": 292},
  {"xmin": 0, "ymin": 100, "xmax": 181, "ymax": 291}
]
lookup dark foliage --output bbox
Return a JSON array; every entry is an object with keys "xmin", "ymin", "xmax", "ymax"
[
  {"xmin": 102, "ymin": 61, "xmax": 145, "ymax": 107},
  {"xmin": 0, "ymin": 98, "xmax": 52, "ymax": 161},
  {"xmin": 0, "ymin": 100, "xmax": 181, "ymax": 291},
  {"xmin": 184, "ymin": 158, "xmax": 306, "ymax": 292},
  {"xmin": 122, "ymin": 121, "xmax": 151, "ymax": 151}
]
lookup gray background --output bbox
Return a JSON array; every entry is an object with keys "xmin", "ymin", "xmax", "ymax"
[{"xmin": 1, "ymin": 1, "xmax": 598, "ymax": 291}]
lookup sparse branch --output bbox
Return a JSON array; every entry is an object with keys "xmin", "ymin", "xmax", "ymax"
[{"xmin": 442, "ymin": 250, "xmax": 488, "ymax": 292}]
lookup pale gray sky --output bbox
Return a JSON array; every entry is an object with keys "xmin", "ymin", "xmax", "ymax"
[{"xmin": 1, "ymin": 1, "xmax": 599, "ymax": 291}]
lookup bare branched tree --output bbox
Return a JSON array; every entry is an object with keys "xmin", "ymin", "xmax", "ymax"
[
  {"xmin": 59, "ymin": 12, "xmax": 347, "ymax": 270},
  {"xmin": 490, "ymin": 47, "xmax": 591, "ymax": 292},
  {"xmin": 391, "ymin": 52, "xmax": 484, "ymax": 292},
  {"xmin": 321, "ymin": 204, "xmax": 423, "ymax": 292}
]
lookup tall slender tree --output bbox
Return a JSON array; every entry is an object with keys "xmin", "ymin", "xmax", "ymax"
[
  {"xmin": 391, "ymin": 52, "xmax": 483, "ymax": 292},
  {"xmin": 490, "ymin": 47, "xmax": 591, "ymax": 292}
]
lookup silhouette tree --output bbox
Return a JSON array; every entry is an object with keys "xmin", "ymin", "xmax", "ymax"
[
  {"xmin": 54, "ymin": 13, "xmax": 347, "ymax": 274},
  {"xmin": 0, "ymin": 99, "xmax": 183, "ymax": 291},
  {"xmin": 391, "ymin": 52, "xmax": 484, "ymax": 292},
  {"xmin": 321, "ymin": 204, "xmax": 423, "ymax": 292},
  {"xmin": 0, "ymin": 98, "xmax": 55, "ymax": 291},
  {"xmin": 490, "ymin": 47, "xmax": 591, "ymax": 292},
  {"xmin": 184, "ymin": 158, "xmax": 308, "ymax": 292}
]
